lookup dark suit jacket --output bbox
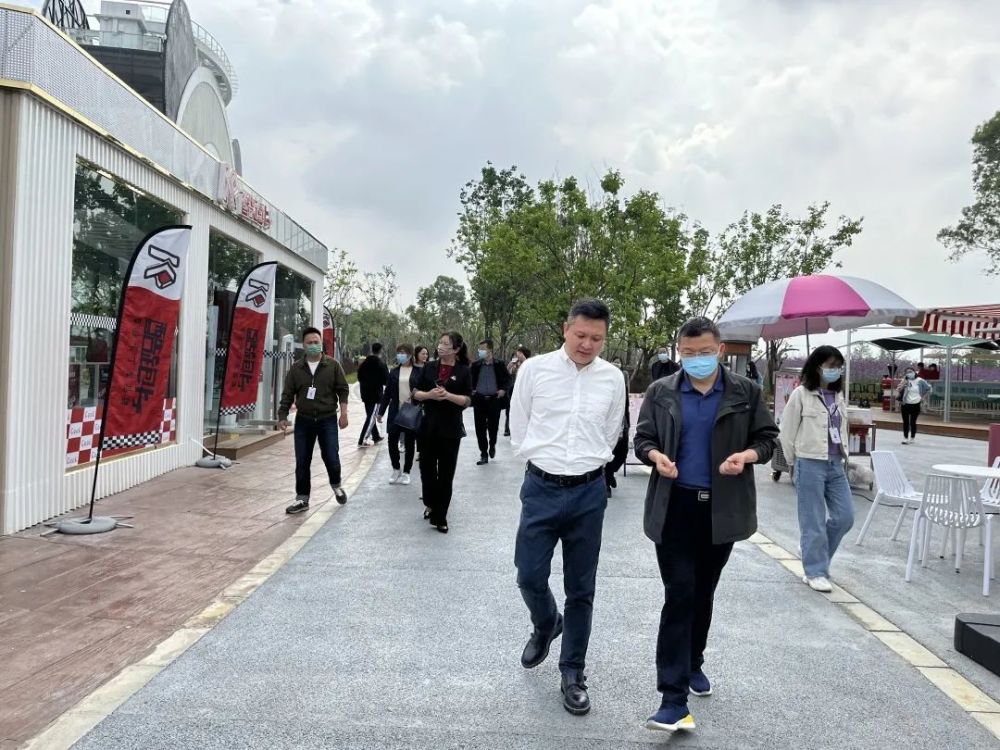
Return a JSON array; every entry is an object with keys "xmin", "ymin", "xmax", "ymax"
[
  {"xmin": 357, "ymin": 354, "xmax": 389, "ymax": 403},
  {"xmin": 415, "ymin": 360, "xmax": 472, "ymax": 439}
]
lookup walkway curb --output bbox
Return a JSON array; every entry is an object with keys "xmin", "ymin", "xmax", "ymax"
[
  {"xmin": 23, "ymin": 446, "xmax": 381, "ymax": 750},
  {"xmin": 746, "ymin": 531, "xmax": 1000, "ymax": 741}
]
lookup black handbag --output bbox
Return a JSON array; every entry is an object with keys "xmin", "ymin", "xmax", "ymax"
[{"xmin": 394, "ymin": 400, "xmax": 424, "ymax": 432}]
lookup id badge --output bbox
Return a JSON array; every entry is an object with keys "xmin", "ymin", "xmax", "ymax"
[
  {"xmin": 829, "ymin": 426, "xmax": 842, "ymax": 444},
  {"xmin": 306, "ymin": 387, "xmax": 317, "ymax": 400}
]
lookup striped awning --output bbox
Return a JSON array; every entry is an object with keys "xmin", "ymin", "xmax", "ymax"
[{"xmin": 922, "ymin": 303, "xmax": 1000, "ymax": 340}]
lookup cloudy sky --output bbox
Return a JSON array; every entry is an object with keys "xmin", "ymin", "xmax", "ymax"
[{"xmin": 42, "ymin": 0, "xmax": 1000, "ymax": 344}]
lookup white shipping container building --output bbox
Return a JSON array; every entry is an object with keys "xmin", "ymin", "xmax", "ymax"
[{"xmin": 0, "ymin": 2, "xmax": 329, "ymax": 533}]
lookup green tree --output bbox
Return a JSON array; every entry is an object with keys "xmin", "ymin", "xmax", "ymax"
[
  {"xmin": 939, "ymin": 111, "xmax": 1000, "ymax": 275},
  {"xmin": 708, "ymin": 203, "xmax": 864, "ymax": 390},
  {"xmin": 406, "ymin": 275, "xmax": 477, "ymax": 344},
  {"xmin": 449, "ymin": 163, "xmax": 535, "ymax": 355}
]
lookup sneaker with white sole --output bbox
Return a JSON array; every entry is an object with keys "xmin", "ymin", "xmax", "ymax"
[
  {"xmin": 389, "ymin": 469, "xmax": 402, "ymax": 484},
  {"xmin": 803, "ymin": 575, "xmax": 833, "ymax": 593},
  {"xmin": 689, "ymin": 669, "xmax": 712, "ymax": 696},
  {"xmin": 400, "ymin": 473, "xmax": 411, "ymax": 485},
  {"xmin": 646, "ymin": 704, "xmax": 695, "ymax": 732}
]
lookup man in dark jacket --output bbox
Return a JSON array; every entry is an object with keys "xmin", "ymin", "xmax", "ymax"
[
  {"xmin": 470, "ymin": 338, "xmax": 511, "ymax": 465},
  {"xmin": 356, "ymin": 342, "xmax": 389, "ymax": 446},
  {"xmin": 634, "ymin": 317, "xmax": 778, "ymax": 735},
  {"xmin": 278, "ymin": 327, "xmax": 351, "ymax": 514},
  {"xmin": 651, "ymin": 346, "xmax": 680, "ymax": 381}
]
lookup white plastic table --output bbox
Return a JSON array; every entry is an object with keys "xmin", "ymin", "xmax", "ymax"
[{"xmin": 931, "ymin": 464, "xmax": 1000, "ymax": 480}]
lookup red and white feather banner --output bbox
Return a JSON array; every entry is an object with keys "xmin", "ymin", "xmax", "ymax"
[
  {"xmin": 101, "ymin": 225, "xmax": 191, "ymax": 452},
  {"xmin": 219, "ymin": 262, "xmax": 277, "ymax": 416}
]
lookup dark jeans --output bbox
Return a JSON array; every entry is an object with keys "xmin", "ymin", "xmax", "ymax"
[
  {"xmin": 901, "ymin": 403, "xmax": 921, "ymax": 438},
  {"xmin": 655, "ymin": 486, "xmax": 734, "ymax": 708},
  {"xmin": 294, "ymin": 414, "xmax": 342, "ymax": 497},
  {"xmin": 515, "ymin": 470, "xmax": 607, "ymax": 675},
  {"xmin": 504, "ymin": 400, "xmax": 511, "ymax": 434},
  {"xmin": 418, "ymin": 436, "xmax": 461, "ymax": 525},
  {"xmin": 388, "ymin": 427, "xmax": 416, "ymax": 473},
  {"xmin": 359, "ymin": 400, "xmax": 382, "ymax": 444},
  {"xmin": 473, "ymin": 396, "xmax": 503, "ymax": 455}
]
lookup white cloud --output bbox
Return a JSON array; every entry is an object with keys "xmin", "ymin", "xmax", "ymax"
[{"xmin": 28, "ymin": 0, "xmax": 1000, "ymax": 324}]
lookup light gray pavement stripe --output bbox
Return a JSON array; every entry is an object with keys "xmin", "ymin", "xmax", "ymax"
[{"xmin": 75, "ymin": 422, "xmax": 998, "ymax": 749}]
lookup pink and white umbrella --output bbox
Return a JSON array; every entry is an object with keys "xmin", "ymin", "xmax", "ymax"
[{"xmin": 717, "ymin": 274, "xmax": 918, "ymax": 342}]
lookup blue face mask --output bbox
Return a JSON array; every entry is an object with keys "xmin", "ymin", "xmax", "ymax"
[
  {"xmin": 681, "ymin": 354, "xmax": 718, "ymax": 380},
  {"xmin": 396, "ymin": 353, "xmax": 409, "ymax": 365},
  {"xmin": 821, "ymin": 368, "xmax": 842, "ymax": 383},
  {"xmin": 657, "ymin": 353, "xmax": 670, "ymax": 363},
  {"xmin": 477, "ymin": 349, "xmax": 488, "ymax": 360}
]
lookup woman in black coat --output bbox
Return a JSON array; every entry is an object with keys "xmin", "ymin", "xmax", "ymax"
[
  {"xmin": 377, "ymin": 344, "xmax": 420, "ymax": 485},
  {"xmin": 412, "ymin": 332, "xmax": 473, "ymax": 533}
]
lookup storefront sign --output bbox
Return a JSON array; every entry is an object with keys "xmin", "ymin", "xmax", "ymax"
[
  {"xmin": 219, "ymin": 262, "xmax": 277, "ymax": 416},
  {"xmin": 218, "ymin": 165, "xmax": 273, "ymax": 231}
]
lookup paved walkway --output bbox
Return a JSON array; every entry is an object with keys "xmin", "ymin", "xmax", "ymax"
[
  {"xmin": 0, "ymin": 398, "xmax": 369, "ymax": 748},
  {"xmin": 69, "ymin": 415, "xmax": 999, "ymax": 749}
]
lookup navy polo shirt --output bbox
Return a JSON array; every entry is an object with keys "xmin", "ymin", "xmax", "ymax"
[{"xmin": 675, "ymin": 369, "xmax": 724, "ymax": 490}]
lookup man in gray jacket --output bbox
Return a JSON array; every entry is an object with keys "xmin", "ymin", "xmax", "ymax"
[{"xmin": 634, "ymin": 317, "xmax": 778, "ymax": 734}]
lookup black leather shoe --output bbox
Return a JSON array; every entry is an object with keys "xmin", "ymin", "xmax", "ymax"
[
  {"xmin": 521, "ymin": 614, "xmax": 563, "ymax": 669},
  {"xmin": 489, "ymin": 445, "xmax": 496, "ymax": 458},
  {"xmin": 560, "ymin": 672, "xmax": 590, "ymax": 715},
  {"xmin": 477, "ymin": 454, "xmax": 489, "ymax": 466}
]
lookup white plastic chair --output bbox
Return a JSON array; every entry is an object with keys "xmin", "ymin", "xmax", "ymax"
[
  {"xmin": 981, "ymin": 456, "xmax": 1000, "ymax": 510},
  {"xmin": 905, "ymin": 474, "xmax": 995, "ymax": 596},
  {"xmin": 855, "ymin": 451, "xmax": 922, "ymax": 546}
]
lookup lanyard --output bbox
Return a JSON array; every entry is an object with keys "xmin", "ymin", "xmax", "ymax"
[{"xmin": 818, "ymin": 392, "xmax": 839, "ymax": 419}]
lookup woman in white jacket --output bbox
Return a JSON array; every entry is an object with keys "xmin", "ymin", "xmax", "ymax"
[{"xmin": 779, "ymin": 346, "xmax": 853, "ymax": 593}]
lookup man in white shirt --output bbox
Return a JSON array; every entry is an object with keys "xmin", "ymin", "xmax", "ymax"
[{"xmin": 509, "ymin": 298, "xmax": 627, "ymax": 716}]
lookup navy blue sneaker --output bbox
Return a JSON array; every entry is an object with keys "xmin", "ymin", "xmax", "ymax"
[
  {"xmin": 689, "ymin": 669, "xmax": 712, "ymax": 696},
  {"xmin": 645, "ymin": 703, "xmax": 695, "ymax": 732}
]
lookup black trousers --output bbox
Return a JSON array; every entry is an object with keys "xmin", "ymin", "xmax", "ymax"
[
  {"xmin": 473, "ymin": 396, "xmax": 503, "ymax": 456},
  {"xmin": 388, "ymin": 427, "xmax": 416, "ymax": 473},
  {"xmin": 901, "ymin": 403, "xmax": 921, "ymax": 438},
  {"xmin": 604, "ymin": 431, "xmax": 629, "ymax": 485},
  {"xmin": 418, "ymin": 436, "xmax": 461, "ymax": 525},
  {"xmin": 359, "ymin": 400, "xmax": 382, "ymax": 444},
  {"xmin": 655, "ymin": 486, "xmax": 734, "ymax": 708}
]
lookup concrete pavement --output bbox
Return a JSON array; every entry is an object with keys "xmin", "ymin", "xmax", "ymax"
[{"xmin": 72, "ymin": 415, "xmax": 998, "ymax": 749}]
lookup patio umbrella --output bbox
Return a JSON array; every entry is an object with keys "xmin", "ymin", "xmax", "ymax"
[{"xmin": 717, "ymin": 274, "xmax": 918, "ymax": 349}]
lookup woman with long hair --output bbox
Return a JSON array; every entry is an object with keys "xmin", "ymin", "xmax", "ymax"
[
  {"xmin": 412, "ymin": 332, "xmax": 473, "ymax": 533},
  {"xmin": 779, "ymin": 345, "xmax": 853, "ymax": 593},
  {"xmin": 377, "ymin": 344, "xmax": 419, "ymax": 485}
]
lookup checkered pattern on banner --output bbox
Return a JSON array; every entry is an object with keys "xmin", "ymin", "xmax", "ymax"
[
  {"xmin": 66, "ymin": 398, "xmax": 176, "ymax": 468},
  {"xmin": 264, "ymin": 350, "xmax": 296, "ymax": 360},
  {"xmin": 219, "ymin": 403, "xmax": 254, "ymax": 416},
  {"xmin": 69, "ymin": 312, "xmax": 118, "ymax": 330}
]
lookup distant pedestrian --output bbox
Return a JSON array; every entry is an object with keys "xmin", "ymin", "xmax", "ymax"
[
  {"xmin": 779, "ymin": 345, "xmax": 852, "ymax": 594},
  {"xmin": 510, "ymin": 299, "xmax": 626, "ymax": 717},
  {"xmin": 278, "ymin": 327, "xmax": 351, "ymax": 514},
  {"xmin": 897, "ymin": 366, "xmax": 932, "ymax": 444},
  {"xmin": 651, "ymin": 346, "xmax": 679, "ymax": 381},
  {"xmin": 634, "ymin": 317, "xmax": 777, "ymax": 734},
  {"xmin": 357, "ymin": 343, "xmax": 389, "ymax": 446},
  {"xmin": 604, "ymin": 357, "xmax": 631, "ymax": 496},
  {"xmin": 378, "ymin": 344, "xmax": 419, "ymax": 485},
  {"xmin": 412, "ymin": 332, "xmax": 473, "ymax": 533},
  {"xmin": 471, "ymin": 338, "xmax": 511, "ymax": 465},
  {"xmin": 413, "ymin": 345, "xmax": 429, "ymax": 464},
  {"xmin": 504, "ymin": 346, "xmax": 531, "ymax": 437}
]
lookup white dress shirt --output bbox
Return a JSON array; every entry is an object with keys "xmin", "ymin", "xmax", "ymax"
[{"xmin": 509, "ymin": 347, "xmax": 627, "ymax": 475}]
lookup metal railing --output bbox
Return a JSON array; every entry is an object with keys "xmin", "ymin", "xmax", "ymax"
[
  {"xmin": 192, "ymin": 21, "xmax": 239, "ymax": 98},
  {"xmin": 66, "ymin": 27, "xmax": 164, "ymax": 52}
]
